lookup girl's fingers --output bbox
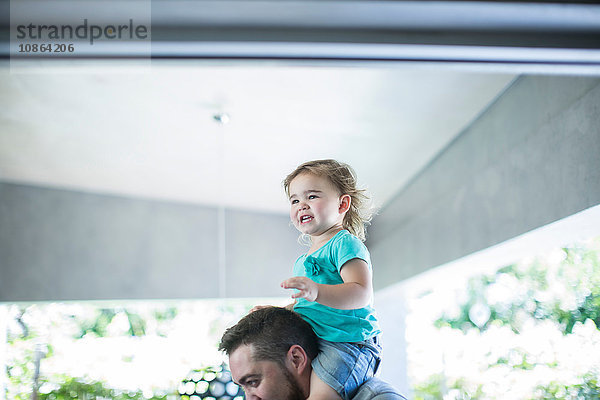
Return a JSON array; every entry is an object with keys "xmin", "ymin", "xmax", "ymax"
[
  {"xmin": 281, "ymin": 277, "xmax": 316, "ymax": 302},
  {"xmin": 282, "ymin": 278, "xmax": 304, "ymax": 290},
  {"xmin": 281, "ymin": 278, "xmax": 296, "ymax": 288},
  {"xmin": 249, "ymin": 305, "xmax": 267, "ymax": 313},
  {"xmin": 291, "ymin": 290, "xmax": 307, "ymax": 299}
]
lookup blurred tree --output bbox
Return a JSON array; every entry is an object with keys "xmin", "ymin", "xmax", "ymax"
[
  {"xmin": 435, "ymin": 239, "xmax": 600, "ymax": 334},
  {"xmin": 413, "ymin": 374, "xmax": 484, "ymax": 400},
  {"xmin": 71, "ymin": 306, "xmax": 177, "ymax": 338},
  {"xmin": 413, "ymin": 374, "xmax": 444, "ymax": 400},
  {"xmin": 534, "ymin": 373, "xmax": 600, "ymax": 400},
  {"xmin": 6, "ymin": 303, "xmax": 179, "ymax": 399},
  {"xmin": 37, "ymin": 375, "xmax": 169, "ymax": 400},
  {"xmin": 412, "ymin": 237, "xmax": 600, "ymax": 400}
]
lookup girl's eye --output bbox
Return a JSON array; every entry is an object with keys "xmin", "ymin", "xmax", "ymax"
[
  {"xmin": 308, "ymin": 195, "xmax": 317, "ymax": 199},
  {"xmin": 291, "ymin": 199, "xmax": 298, "ymax": 204}
]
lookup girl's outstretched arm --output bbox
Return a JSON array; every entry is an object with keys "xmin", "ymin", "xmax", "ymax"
[{"xmin": 281, "ymin": 258, "xmax": 372, "ymax": 310}]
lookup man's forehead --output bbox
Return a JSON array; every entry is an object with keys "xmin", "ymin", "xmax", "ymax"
[{"xmin": 229, "ymin": 344, "xmax": 259, "ymax": 381}]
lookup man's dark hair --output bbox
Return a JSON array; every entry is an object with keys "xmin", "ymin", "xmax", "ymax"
[{"xmin": 219, "ymin": 307, "xmax": 319, "ymax": 366}]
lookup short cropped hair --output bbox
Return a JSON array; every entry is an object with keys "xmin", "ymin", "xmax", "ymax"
[{"xmin": 218, "ymin": 307, "xmax": 319, "ymax": 366}]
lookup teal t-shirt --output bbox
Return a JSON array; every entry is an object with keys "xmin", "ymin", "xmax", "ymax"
[{"xmin": 292, "ymin": 230, "xmax": 381, "ymax": 342}]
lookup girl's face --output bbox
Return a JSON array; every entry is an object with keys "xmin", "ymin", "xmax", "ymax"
[{"xmin": 288, "ymin": 172, "xmax": 348, "ymax": 238}]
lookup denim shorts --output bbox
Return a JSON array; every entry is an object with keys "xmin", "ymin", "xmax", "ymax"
[{"xmin": 311, "ymin": 336, "xmax": 382, "ymax": 400}]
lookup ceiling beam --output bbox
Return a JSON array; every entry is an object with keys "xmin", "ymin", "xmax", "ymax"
[{"xmin": 1, "ymin": 1, "xmax": 599, "ymax": 66}]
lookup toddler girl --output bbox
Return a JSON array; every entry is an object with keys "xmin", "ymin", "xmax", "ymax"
[{"xmin": 281, "ymin": 159, "xmax": 381, "ymax": 400}]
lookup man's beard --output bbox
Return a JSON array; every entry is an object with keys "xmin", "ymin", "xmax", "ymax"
[{"xmin": 281, "ymin": 364, "xmax": 306, "ymax": 400}]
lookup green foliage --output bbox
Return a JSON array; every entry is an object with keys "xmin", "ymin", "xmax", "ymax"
[
  {"xmin": 413, "ymin": 374, "xmax": 444, "ymax": 400},
  {"xmin": 66, "ymin": 306, "xmax": 178, "ymax": 338},
  {"xmin": 448, "ymin": 378, "xmax": 485, "ymax": 400},
  {"xmin": 73, "ymin": 308, "xmax": 149, "ymax": 338},
  {"xmin": 124, "ymin": 310, "xmax": 146, "ymax": 337},
  {"xmin": 5, "ymin": 303, "xmax": 180, "ymax": 399},
  {"xmin": 413, "ymin": 374, "xmax": 485, "ymax": 400},
  {"xmin": 413, "ymin": 237, "xmax": 600, "ymax": 400},
  {"xmin": 6, "ymin": 336, "xmax": 37, "ymax": 400},
  {"xmin": 533, "ymin": 373, "xmax": 600, "ymax": 400},
  {"xmin": 72, "ymin": 308, "xmax": 118, "ymax": 338},
  {"xmin": 435, "ymin": 239, "xmax": 600, "ymax": 334},
  {"xmin": 38, "ymin": 376, "xmax": 170, "ymax": 400}
]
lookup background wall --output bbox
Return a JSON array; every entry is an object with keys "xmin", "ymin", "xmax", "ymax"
[
  {"xmin": 368, "ymin": 75, "xmax": 600, "ymax": 285},
  {"xmin": 0, "ymin": 184, "xmax": 302, "ymax": 301}
]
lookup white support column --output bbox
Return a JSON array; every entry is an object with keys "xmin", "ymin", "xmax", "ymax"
[{"xmin": 375, "ymin": 284, "xmax": 410, "ymax": 398}]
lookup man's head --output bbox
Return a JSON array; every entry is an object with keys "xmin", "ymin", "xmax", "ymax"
[{"xmin": 218, "ymin": 307, "xmax": 319, "ymax": 400}]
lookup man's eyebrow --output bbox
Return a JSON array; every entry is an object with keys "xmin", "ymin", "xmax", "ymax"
[{"xmin": 236, "ymin": 374, "xmax": 260, "ymax": 385}]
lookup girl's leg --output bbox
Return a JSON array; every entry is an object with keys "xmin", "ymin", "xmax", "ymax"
[{"xmin": 307, "ymin": 370, "xmax": 342, "ymax": 400}]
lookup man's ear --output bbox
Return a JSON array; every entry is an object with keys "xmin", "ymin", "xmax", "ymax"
[
  {"xmin": 286, "ymin": 344, "xmax": 309, "ymax": 374},
  {"xmin": 338, "ymin": 194, "xmax": 351, "ymax": 214}
]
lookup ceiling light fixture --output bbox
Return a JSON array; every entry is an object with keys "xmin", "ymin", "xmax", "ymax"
[{"xmin": 212, "ymin": 112, "xmax": 230, "ymax": 125}]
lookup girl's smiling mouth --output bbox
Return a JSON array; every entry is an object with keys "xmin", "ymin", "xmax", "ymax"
[{"xmin": 300, "ymin": 215, "xmax": 314, "ymax": 224}]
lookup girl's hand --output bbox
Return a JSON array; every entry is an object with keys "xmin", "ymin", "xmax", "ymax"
[
  {"xmin": 249, "ymin": 305, "xmax": 270, "ymax": 313},
  {"xmin": 281, "ymin": 277, "xmax": 319, "ymax": 302}
]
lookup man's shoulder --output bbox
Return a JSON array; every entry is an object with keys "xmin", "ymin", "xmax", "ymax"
[{"xmin": 353, "ymin": 377, "xmax": 407, "ymax": 400}]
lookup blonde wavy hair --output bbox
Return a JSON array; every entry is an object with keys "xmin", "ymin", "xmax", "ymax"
[{"xmin": 283, "ymin": 159, "xmax": 373, "ymax": 242}]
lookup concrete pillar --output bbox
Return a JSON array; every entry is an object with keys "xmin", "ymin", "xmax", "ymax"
[{"xmin": 375, "ymin": 285, "xmax": 410, "ymax": 397}]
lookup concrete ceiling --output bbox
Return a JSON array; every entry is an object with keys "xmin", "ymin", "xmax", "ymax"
[{"xmin": 0, "ymin": 60, "xmax": 515, "ymax": 214}]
